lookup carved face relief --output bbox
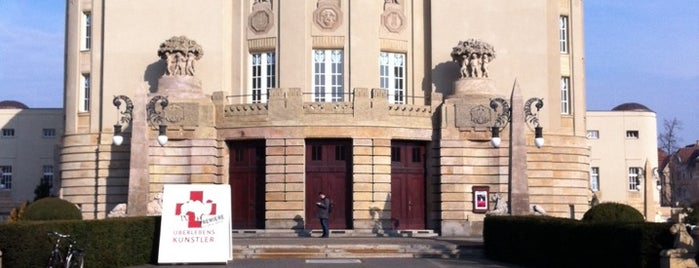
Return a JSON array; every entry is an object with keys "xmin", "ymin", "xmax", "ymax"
[
  {"xmin": 382, "ymin": 10, "xmax": 405, "ymax": 33},
  {"xmin": 314, "ymin": 5, "xmax": 342, "ymax": 31},
  {"xmin": 250, "ymin": 10, "xmax": 272, "ymax": 33},
  {"xmin": 320, "ymin": 9, "xmax": 336, "ymax": 27}
]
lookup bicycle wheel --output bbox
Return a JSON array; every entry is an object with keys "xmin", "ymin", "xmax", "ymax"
[
  {"xmin": 47, "ymin": 249, "xmax": 63, "ymax": 268},
  {"xmin": 65, "ymin": 251, "xmax": 84, "ymax": 268}
]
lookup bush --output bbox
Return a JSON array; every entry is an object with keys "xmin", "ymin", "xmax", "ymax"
[
  {"xmin": 8, "ymin": 201, "xmax": 29, "ymax": 223},
  {"xmin": 22, "ymin": 198, "xmax": 82, "ymax": 221},
  {"xmin": 582, "ymin": 202, "xmax": 645, "ymax": 223}
]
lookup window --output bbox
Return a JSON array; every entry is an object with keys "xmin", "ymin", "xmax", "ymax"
[
  {"xmin": 626, "ymin": 130, "xmax": 639, "ymax": 139},
  {"xmin": 312, "ymin": 49, "xmax": 344, "ymax": 102},
  {"xmin": 0, "ymin": 166, "xmax": 11, "ymax": 189},
  {"xmin": 590, "ymin": 167, "xmax": 600, "ymax": 191},
  {"xmin": 380, "ymin": 52, "xmax": 406, "ymax": 104},
  {"xmin": 80, "ymin": 73, "xmax": 90, "ymax": 112},
  {"xmin": 559, "ymin": 16, "xmax": 569, "ymax": 54},
  {"xmin": 42, "ymin": 165, "xmax": 54, "ymax": 187},
  {"xmin": 586, "ymin": 130, "xmax": 599, "ymax": 139},
  {"xmin": 311, "ymin": 145, "xmax": 322, "ymax": 161},
  {"xmin": 560, "ymin": 77, "xmax": 570, "ymax": 114},
  {"xmin": 628, "ymin": 167, "xmax": 641, "ymax": 191},
  {"xmin": 1, "ymin": 128, "xmax": 15, "ymax": 137},
  {"xmin": 43, "ymin": 128, "xmax": 56, "ymax": 138},
  {"xmin": 82, "ymin": 12, "xmax": 91, "ymax": 50},
  {"xmin": 391, "ymin": 147, "xmax": 400, "ymax": 162},
  {"xmin": 249, "ymin": 52, "xmax": 276, "ymax": 103}
]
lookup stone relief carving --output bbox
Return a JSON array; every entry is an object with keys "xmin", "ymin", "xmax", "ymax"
[
  {"xmin": 147, "ymin": 192, "xmax": 164, "ymax": 216},
  {"xmin": 157, "ymin": 36, "xmax": 204, "ymax": 76},
  {"xmin": 314, "ymin": 0, "xmax": 342, "ymax": 31},
  {"xmin": 469, "ymin": 105, "xmax": 491, "ymax": 125},
  {"xmin": 382, "ymin": 0, "xmax": 405, "ymax": 33},
  {"xmin": 249, "ymin": 0, "xmax": 274, "ymax": 34},
  {"xmin": 451, "ymin": 39, "xmax": 496, "ymax": 79}
]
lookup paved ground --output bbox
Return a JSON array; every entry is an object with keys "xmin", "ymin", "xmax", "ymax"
[{"xmin": 129, "ymin": 236, "xmax": 523, "ymax": 268}]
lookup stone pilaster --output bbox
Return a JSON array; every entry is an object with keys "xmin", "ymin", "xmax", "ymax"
[
  {"xmin": 352, "ymin": 138, "xmax": 392, "ymax": 234},
  {"xmin": 265, "ymin": 138, "xmax": 305, "ymax": 229}
]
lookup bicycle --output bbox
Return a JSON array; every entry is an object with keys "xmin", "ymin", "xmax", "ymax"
[{"xmin": 47, "ymin": 231, "xmax": 84, "ymax": 268}]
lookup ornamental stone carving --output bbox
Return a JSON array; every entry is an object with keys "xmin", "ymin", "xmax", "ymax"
[
  {"xmin": 314, "ymin": 0, "xmax": 342, "ymax": 31},
  {"xmin": 451, "ymin": 39, "xmax": 495, "ymax": 78},
  {"xmin": 382, "ymin": 0, "xmax": 405, "ymax": 33},
  {"xmin": 249, "ymin": 0, "xmax": 274, "ymax": 34},
  {"xmin": 158, "ymin": 36, "xmax": 204, "ymax": 77}
]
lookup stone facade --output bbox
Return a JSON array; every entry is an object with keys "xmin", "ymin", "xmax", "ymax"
[{"xmin": 61, "ymin": 0, "xmax": 589, "ymax": 235}]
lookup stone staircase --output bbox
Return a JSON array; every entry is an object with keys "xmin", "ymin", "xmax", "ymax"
[{"xmin": 230, "ymin": 230, "xmax": 483, "ymax": 259}]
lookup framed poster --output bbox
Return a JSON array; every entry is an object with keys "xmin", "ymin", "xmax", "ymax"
[{"xmin": 472, "ymin": 186, "xmax": 489, "ymax": 213}]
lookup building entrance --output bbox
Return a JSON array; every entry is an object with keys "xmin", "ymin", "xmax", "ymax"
[
  {"xmin": 228, "ymin": 140, "xmax": 265, "ymax": 229},
  {"xmin": 305, "ymin": 139, "xmax": 352, "ymax": 230},
  {"xmin": 390, "ymin": 141, "xmax": 426, "ymax": 230}
]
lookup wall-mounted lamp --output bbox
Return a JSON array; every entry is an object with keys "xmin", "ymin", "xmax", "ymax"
[
  {"xmin": 112, "ymin": 95, "xmax": 169, "ymax": 146},
  {"xmin": 489, "ymin": 97, "xmax": 545, "ymax": 148}
]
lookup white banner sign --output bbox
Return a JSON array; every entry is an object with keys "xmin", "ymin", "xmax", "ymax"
[{"xmin": 158, "ymin": 184, "xmax": 232, "ymax": 264}]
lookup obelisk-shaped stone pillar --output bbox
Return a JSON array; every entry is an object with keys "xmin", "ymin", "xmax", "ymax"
[
  {"xmin": 127, "ymin": 85, "xmax": 150, "ymax": 216},
  {"xmin": 508, "ymin": 81, "xmax": 530, "ymax": 215}
]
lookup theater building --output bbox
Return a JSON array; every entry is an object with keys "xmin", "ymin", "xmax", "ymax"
[{"xmin": 61, "ymin": 0, "xmax": 589, "ymax": 236}]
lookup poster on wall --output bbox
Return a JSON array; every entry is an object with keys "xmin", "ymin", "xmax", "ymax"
[
  {"xmin": 472, "ymin": 186, "xmax": 489, "ymax": 213},
  {"xmin": 158, "ymin": 184, "xmax": 232, "ymax": 264}
]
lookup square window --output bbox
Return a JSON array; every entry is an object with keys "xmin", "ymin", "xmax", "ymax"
[
  {"xmin": 1, "ymin": 128, "xmax": 15, "ymax": 137},
  {"xmin": 626, "ymin": 131, "xmax": 639, "ymax": 139},
  {"xmin": 43, "ymin": 128, "xmax": 56, "ymax": 138},
  {"xmin": 586, "ymin": 130, "xmax": 599, "ymax": 139}
]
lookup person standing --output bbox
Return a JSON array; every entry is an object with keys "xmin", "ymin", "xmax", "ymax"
[{"xmin": 315, "ymin": 192, "xmax": 330, "ymax": 238}]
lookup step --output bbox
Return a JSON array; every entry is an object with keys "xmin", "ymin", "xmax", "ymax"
[{"xmin": 232, "ymin": 229, "xmax": 438, "ymax": 238}]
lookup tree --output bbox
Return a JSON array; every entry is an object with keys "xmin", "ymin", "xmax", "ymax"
[
  {"xmin": 33, "ymin": 179, "xmax": 52, "ymax": 201},
  {"xmin": 658, "ymin": 118, "xmax": 683, "ymax": 154}
]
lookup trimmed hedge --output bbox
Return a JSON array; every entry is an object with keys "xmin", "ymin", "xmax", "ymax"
[
  {"xmin": 22, "ymin": 197, "xmax": 83, "ymax": 221},
  {"xmin": 582, "ymin": 202, "xmax": 645, "ymax": 223},
  {"xmin": 0, "ymin": 216, "xmax": 160, "ymax": 268},
  {"xmin": 484, "ymin": 216, "xmax": 674, "ymax": 268}
]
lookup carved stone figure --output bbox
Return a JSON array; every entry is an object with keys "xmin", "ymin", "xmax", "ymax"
[
  {"xmin": 660, "ymin": 223, "xmax": 698, "ymax": 268},
  {"xmin": 157, "ymin": 36, "xmax": 204, "ymax": 76},
  {"xmin": 107, "ymin": 203, "xmax": 127, "ymax": 218},
  {"xmin": 147, "ymin": 192, "xmax": 164, "ymax": 216},
  {"xmin": 486, "ymin": 193, "xmax": 508, "ymax": 215},
  {"xmin": 451, "ymin": 39, "xmax": 496, "ymax": 79},
  {"xmin": 314, "ymin": 0, "xmax": 342, "ymax": 31},
  {"xmin": 249, "ymin": 0, "xmax": 274, "ymax": 34}
]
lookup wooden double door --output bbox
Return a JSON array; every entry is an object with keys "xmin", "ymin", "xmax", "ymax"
[
  {"xmin": 390, "ymin": 141, "xmax": 426, "ymax": 230},
  {"xmin": 229, "ymin": 140, "xmax": 265, "ymax": 229},
  {"xmin": 305, "ymin": 139, "xmax": 352, "ymax": 230}
]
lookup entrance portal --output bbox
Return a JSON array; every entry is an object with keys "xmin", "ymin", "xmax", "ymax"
[
  {"xmin": 390, "ymin": 141, "xmax": 426, "ymax": 230},
  {"xmin": 305, "ymin": 139, "xmax": 352, "ymax": 230},
  {"xmin": 228, "ymin": 140, "xmax": 265, "ymax": 229}
]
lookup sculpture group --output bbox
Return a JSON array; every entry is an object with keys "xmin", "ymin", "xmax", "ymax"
[
  {"xmin": 451, "ymin": 39, "xmax": 496, "ymax": 78},
  {"xmin": 157, "ymin": 36, "xmax": 204, "ymax": 77}
]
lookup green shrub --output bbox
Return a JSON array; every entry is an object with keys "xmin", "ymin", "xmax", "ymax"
[
  {"xmin": 582, "ymin": 202, "xmax": 644, "ymax": 223},
  {"xmin": 22, "ymin": 197, "xmax": 82, "ymax": 221}
]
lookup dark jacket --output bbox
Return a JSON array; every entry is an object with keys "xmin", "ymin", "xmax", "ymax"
[{"xmin": 316, "ymin": 197, "xmax": 330, "ymax": 219}]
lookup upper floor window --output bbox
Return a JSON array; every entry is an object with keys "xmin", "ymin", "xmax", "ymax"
[
  {"xmin": 628, "ymin": 167, "xmax": 641, "ymax": 191},
  {"xmin": 559, "ymin": 16, "xmax": 569, "ymax": 54},
  {"xmin": 590, "ymin": 167, "xmax": 600, "ymax": 191},
  {"xmin": 249, "ymin": 52, "xmax": 276, "ymax": 103},
  {"xmin": 43, "ymin": 128, "xmax": 56, "ymax": 138},
  {"xmin": 312, "ymin": 49, "xmax": 344, "ymax": 102},
  {"xmin": 560, "ymin": 76, "xmax": 570, "ymax": 114},
  {"xmin": 80, "ymin": 73, "xmax": 91, "ymax": 112},
  {"xmin": 1, "ymin": 128, "xmax": 15, "ymax": 137},
  {"xmin": 586, "ymin": 130, "xmax": 599, "ymax": 139},
  {"xmin": 380, "ymin": 52, "xmax": 406, "ymax": 104},
  {"xmin": 626, "ymin": 130, "xmax": 639, "ymax": 139},
  {"xmin": 82, "ymin": 12, "xmax": 91, "ymax": 50},
  {"xmin": 42, "ymin": 165, "xmax": 54, "ymax": 187},
  {"xmin": 0, "ymin": 166, "xmax": 12, "ymax": 189}
]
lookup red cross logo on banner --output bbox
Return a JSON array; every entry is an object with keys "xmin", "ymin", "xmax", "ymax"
[{"xmin": 175, "ymin": 191, "xmax": 217, "ymax": 228}]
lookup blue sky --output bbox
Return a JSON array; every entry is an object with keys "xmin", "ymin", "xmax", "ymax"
[{"xmin": 1, "ymin": 1, "xmax": 697, "ymax": 145}]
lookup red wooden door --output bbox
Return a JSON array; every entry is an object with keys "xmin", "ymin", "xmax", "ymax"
[
  {"xmin": 229, "ymin": 140, "xmax": 265, "ymax": 229},
  {"xmin": 390, "ymin": 141, "xmax": 426, "ymax": 230},
  {"xmin": 305, "ymin": 140, "xmax": 352, "ymax": 230}
]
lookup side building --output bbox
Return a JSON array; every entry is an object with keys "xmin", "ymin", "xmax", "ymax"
[
  {"xmin": 658, "ymin": 141, "xmax": 699, "ymax": 210},
  {"xmin": 0, "ymin": 101, "xmax": 64, "ymax": 216},
  {"xmin": 62, "ymin": 0, "xmax": 589, "ymax": 235},
  {"xmin": 587, "ymin": 103, "xmax": 664, "ymax": 221}
]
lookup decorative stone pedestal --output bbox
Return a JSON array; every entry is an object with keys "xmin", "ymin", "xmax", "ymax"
[{"xmin": 660, "ymin": 254, "xmax": 698, "ymax": 268}]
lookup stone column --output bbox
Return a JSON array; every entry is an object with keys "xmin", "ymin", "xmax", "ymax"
[
  {"xmin": 508, "ymin": 81, "xmax": 530, "ymax": 215},
  {"xmin": 127, "ymin": 88, "xmax": 150, "ymax": 216}
]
